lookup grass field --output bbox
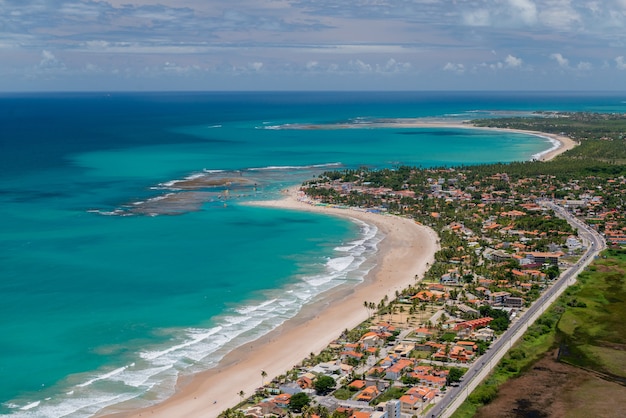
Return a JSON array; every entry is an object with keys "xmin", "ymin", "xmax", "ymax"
[
  {"xmin": 451, "ymin": 249, "xmax": 626, "ymax": 418},
  {"xmin": 557, "ymin": 249, "xmax": 626, "ymax": 379}
]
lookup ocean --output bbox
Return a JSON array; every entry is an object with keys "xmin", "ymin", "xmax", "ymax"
[{"xmin": 1, "ymin": 91, "xmax": 624, "ymax": 417}]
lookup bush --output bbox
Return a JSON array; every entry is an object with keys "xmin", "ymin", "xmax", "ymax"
[
  {"xmin": 315, "ymin": 375, "xmax": 336, "ymax": 395},
  {"xmin": 468, "ymin": 384, "xmax": 498, "ymax": 404},
  {"xmin": 289, "ymin": 392, "xmax": 310, "ymax": 412}
]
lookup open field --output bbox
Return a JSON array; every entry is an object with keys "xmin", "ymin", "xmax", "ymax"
[
  {"xmin": 557, "ymin": 249, "xmax": 626, "ymax": 379},
  {"xmin": 452, "ymin": 249, "xmax": 626, "ymax": 418},
  {"xmin": 475, "ymin": 349, "xmax": 626, "ymax": 418}
]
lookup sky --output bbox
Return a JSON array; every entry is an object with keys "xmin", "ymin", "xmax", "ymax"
[{"xmin": 1, "ymin": 0, "xmax": 626, "ymax": 91}]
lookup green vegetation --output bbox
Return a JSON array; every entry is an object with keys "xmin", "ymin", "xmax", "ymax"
[
  {"xmin": 451, "ymin": 249, "xmax": 626, "ymax": 417},
  {"xmin": 478, "ymin": 306, "xmax": 510, "ymax": 333},
  {"xmin": 332, "ymin": 387, "xmax": 354, "ymax": 400},
  {"xmin": 289, "ymin": 392, "xmax": 311, "ymax": 412},
  {"xmin": 472, "ymin": 112, "xmax": 626, "ymax": 163},
  {"xmin": 556, "ymin": 248, "xmax": 626, "ymax": 379},
  {"xmin": 447, "ymin": 367, "xmax": 466, "ymax": 385},
  {"xmin": 450, "ymin": 308, "xmax": 560, "ymax": 416},
  {"xmin": 314, "ymin": 375, "xmax": 336, "ymax": 395},
  {"xmin": 373, "ymin": 386, "xmax": 406, "ymax": 405}
]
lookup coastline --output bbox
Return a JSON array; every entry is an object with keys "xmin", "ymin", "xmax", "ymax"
[
  {"xmin": 105, "ymin": 188, "xmax": 439, "ymax": 418},
  {"xmin": 278, "ymin": 120, "xmax": 577, "ymax": 162},
  {"xmin": 389, "ymin": 121, "xmax": 578, "ymax": 161},
  {"xmin": 102, "ymin": 124, "xmax": 575, "ymax": 418}
]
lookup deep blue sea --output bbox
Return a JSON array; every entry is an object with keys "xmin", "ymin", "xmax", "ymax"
[{"xmin": 1, "ymin": 91, "xmax": 625, "ymax": 417}]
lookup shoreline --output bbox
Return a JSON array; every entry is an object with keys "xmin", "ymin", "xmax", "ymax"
[
  {"xmin": 102, "ymin": 124, "xmax": 575, "ymax": 418},
  {"xmin": 393, "ymin": 121, "xmax": 578, "ymax": 161},
  {"xmin": 105, "ymin": 188, "xmax": 439, "ymax": 418},
  {"xmin": 273, "ymin": 120, "xmax": 577, "ymax": 162}
]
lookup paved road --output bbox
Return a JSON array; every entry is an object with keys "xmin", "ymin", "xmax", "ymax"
[{"xmin": 428, "ymin": 202, "xmax": 606, "ymax": 418}]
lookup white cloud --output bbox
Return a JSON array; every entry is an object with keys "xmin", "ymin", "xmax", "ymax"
[
  {"xmin": 550, "ymin": 52, "xmax": 569, "ymax": 68},
  {"xmin": 378, "ymin": 58, "xmax": 412, "ymax": 73},
  {"xmin": 550, "ymin": 53, "xmax": 594, "ymax": 72},
  {"xmin": 443, "ymin": 62, "xmax": 465, "ymax": 74},
  {"xmin": 163, "ymin": 62, "xmax": 197, "ymax": 74},
  {"xmin": 463, "ymin": 9, "xmax": 491, "ymax": 26},
  {"xmin": 250, "ymin": 62, "xmax": 264, "ymax": 71},
  {"xmin": 481, "ymin": 54, "xmax": 524, "ymax": 71},
  {"xmin": 349, "ymin": 59, "xmax": 373, "ymax": 73},
  {"xmin": 2, "ymin": 0, "xmax": 626, "ymax": 90},
  {"xmin": 505, "ymin": 54, "xmax": 523, "ymax": 68},
  {"xmin": 38, "ymin": 50, "xmax": 66, "ymax": 71},
  {"xmin": 84, "ymin": 63, "xmax": 103, "ymax": 73},
  {"xmin": 539, "ymin": 2, "xmax": 582, "ymax": 30},
  {"xmin": 508, "ymin": 0, "xmax": 538, "ymax": 25}
]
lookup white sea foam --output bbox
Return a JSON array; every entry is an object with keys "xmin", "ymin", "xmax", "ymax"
[
  {"xmin": 158, "ymin": 173, "xmax": 205, "ymax": 188},
  {"xmin": 326, "ymin": 255, "xmax": 355, "ymax": 272},
  {"xmin": 235, "ymin": 298, "xmax": 278, "ymax": 315},
  {"xmin": 140, "ymin": 326, "xmax": 223, "ymax": 361},
  {"xmin": 88, "ymin": 209, "xmax": 128, "ymax": 216},
  {"xmin": 20, "ymin": 401, "xmax": 40, "ymax": 410},
  {"xmin": 530, "ymin": 135, "xmax": 561, "ymax": 160},
  {"xmin": 247, "ymin": 162, "xmax": 341, "ymax": 171},
  {"xmin": 76, "ymin": 365, "xmax": 128, "ymax": 388},
  {"xmin": 113, "ymin": 365, "xmax": 174, "ymax": 389}
]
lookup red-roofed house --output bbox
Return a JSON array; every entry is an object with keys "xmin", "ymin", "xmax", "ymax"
[
  {"xmin": 348, "ymin": 380, "xmax": 366, "ymax": 390},
  {"xmin": 454, "ymin": 317, "xmax": 493, "ymax": 331},
  {"xmin": 272, "ymin": 393, "xmax": 291, "ymax": 408},
  {"xmin": 355, "ymin": 386, "xmax": 379, "ymax": 402},
  {"xmin": 399, "ymin": 386, "xmax": 438, "ymax": 414},
  {"xmin": 412, "ymin": 373, "xmax": 447, "ymax": 388},
  {"xmin": 385, "ymin": 358, "xmax": 414, "ymax": 380},
  {"xmin": 414, "ymin": 327, "xmax": 434, "ymax": 340},
  {"xmin": 341, "ymin": 350, "xmax": 364, "ymax": 361}
]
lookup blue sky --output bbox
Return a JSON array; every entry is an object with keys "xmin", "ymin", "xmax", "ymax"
[{"xmin": 1, "ymin": 0, "xmax": 625, "ymax": 91}]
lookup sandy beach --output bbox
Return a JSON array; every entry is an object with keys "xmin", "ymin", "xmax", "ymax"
[
  {"xmin": 402, "ymin": 122, "xmax": 578, "ymax": 161},
  {"xmin": 282, "ymin": 120, "xmax": 577, "ymax": 162},
  {"xmin": 106, "ymin": 189, "xmax": 439, "ymax": 418},
  {"xmin": 104, "ymin": 124, "xmax": 574, "ymax": 418}
]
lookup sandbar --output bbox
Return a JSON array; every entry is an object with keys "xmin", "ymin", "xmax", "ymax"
[{"xmin": 104, "ymin": 188, "xmax": 438, "ymax": 418}]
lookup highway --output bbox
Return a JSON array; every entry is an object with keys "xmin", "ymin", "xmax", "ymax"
[{"xmin": 428, "ymin": 202, "xmax": 606, "ymax": 418}]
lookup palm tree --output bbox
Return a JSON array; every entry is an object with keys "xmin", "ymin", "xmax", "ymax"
[
  {"xmin": 238, "ymin": 390, "xmax": 245, "ymax": 403},
  {"xmin": 261, "ymin": 370, "xmax": 267, "ymax": 387}
]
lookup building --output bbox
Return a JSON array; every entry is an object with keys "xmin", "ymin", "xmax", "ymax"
[
  {"xmin": 503, "ymin": 296, "xmax": 524, "ymax": 308},
  {"xmin": 489, "ymin": 291, "xmax": 511, "ymax": 305},
  {"xmin": 525, "ymin": 251, "xmax": 563, "ymax": 266},
  {"xmin": 454, "ymin": 317, "xmax": 493, "ymax": 331},
  {"xmin": 386, "ymin": 399, "xmax": 401, "ymax": 418},
  {"xmin": 471, "ymin": 327, "xmax": 495, "ymax": 341}
]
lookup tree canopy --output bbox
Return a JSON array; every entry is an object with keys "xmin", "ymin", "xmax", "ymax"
[
  {"xmin": 289, "ymin": 392, "xmax": 311, "ymax": 412},
  {"xmin": 314, "ymin": 375, "xmax": 336, "ymax": 395}
]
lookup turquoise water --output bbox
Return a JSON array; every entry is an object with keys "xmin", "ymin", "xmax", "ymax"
[{"xmin": 1, "ymin": 91, "xmax": 625, "ymax": 417}]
